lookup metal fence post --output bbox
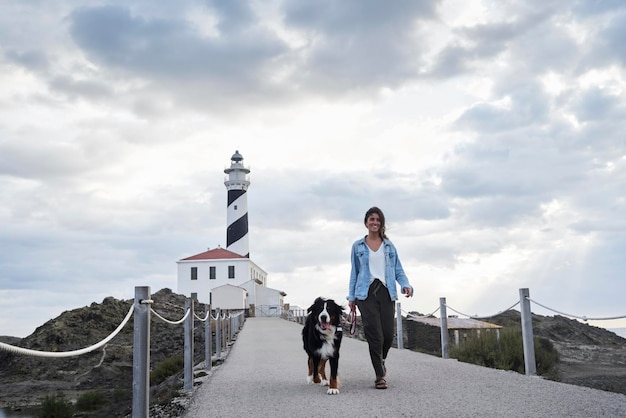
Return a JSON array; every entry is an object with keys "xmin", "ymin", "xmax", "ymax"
[
  {"xmin": 205, "ymin": 303, "xmax": 212, "ymax": 372},
  {"xmin": 215, "ymin": 308, "xmax": 222, "ymax": 359},
  {"xmin": 225, "ymin": 310, "xmax": 230, "ymax": 345},
  {"xmin": 520, "ymin": 288, "xmax": 537, "ymax": 376},
  {"xmin": 132, "ymin": 286, "xmax": 150, "ymax": 418},
  {"xmin": 223, "ymin": 312, "xmax": 228, "ymax": 348},
  {"xmin": 440, "ymin": 297, "xmax": 449, "ymax": 359},
  {"xmin": 396, "ymin": 302, "xmax": 403, "ymax": 349},
  {"xmin": 229, "ymin": 311, "xmax": 233, "ymax": 342},
  {"xmin": 184, "ymin": 298, "xmax": 194, "ymax": 391}
]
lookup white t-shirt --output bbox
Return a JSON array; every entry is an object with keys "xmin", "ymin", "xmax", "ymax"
[{"xmin": 368, "ymin": 245, "xmax": 386, "ymax": 286}]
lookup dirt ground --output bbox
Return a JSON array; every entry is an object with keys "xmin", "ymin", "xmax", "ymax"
[{"xmin": 554, "ymin": 342, "xmax": 626, "ymax": 395}]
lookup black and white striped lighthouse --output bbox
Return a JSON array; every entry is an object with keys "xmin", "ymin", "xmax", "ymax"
[{"xmin": 224, "ymin": 150, "xmax": 250, "ymax": 258}]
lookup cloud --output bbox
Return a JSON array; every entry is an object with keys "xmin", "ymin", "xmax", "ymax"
[
  {"xmin": 282, "ymin": 0, "xmax": 438, "ymax": 90},
  {"xmin": 570, "ymin": 86, "xmax": 623, "ymax": 121},
  {"xmin": 67, "ymin": 4, "xmax": 289, "ymax": 110},
  {"xmin": 1, "ymin": 0, "xmax": 626, "ymax": 338}
]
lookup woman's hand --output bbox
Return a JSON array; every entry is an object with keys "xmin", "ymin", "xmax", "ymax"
[
  {"xmin": 402, "ymin": 287, "xmax": 413, "ymax": 297},
  {"xmin": 348, "ymin": 301, "xmax": 357, "ymax": 312}
]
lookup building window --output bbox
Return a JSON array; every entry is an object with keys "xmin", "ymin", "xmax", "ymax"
[
  {"xmin": 191, "ymin": 292, "xmax": 197, "ymax": 300},
  {"xmin": 209, "ymin": 266, "xmax": 216, "ymax": 280},
  {"xmin": 228, "ymin": 265, "xmax": 235, "ymax": 279},
  {"xmin": 191, "ymin": 267, "xmax": 198, "ymax": 280}
]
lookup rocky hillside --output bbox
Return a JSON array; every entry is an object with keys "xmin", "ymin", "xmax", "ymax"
[
  {"xmin": 0, "ymin": 288, "xmax": 212, "ymax": 417},
  {"xmin": 486, "ymin": 310, "xmax": 626, "ymax": 395}
]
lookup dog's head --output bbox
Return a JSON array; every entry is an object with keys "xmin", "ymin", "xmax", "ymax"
[{"xmin": 307, "ymin": 297, "xmax": 345, "ymax": 336}]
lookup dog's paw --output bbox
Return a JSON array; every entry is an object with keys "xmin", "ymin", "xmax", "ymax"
[
  {"xmin": 320, "ymin": 379, "xmax": 329, "ymax": 386},
  {"xmin": 327, "ymin": 388, "xmax": 339, "ymax": 395},
  {"xmin": 307, "ymin": 375, "xmax": 314, "ymax": 384}
]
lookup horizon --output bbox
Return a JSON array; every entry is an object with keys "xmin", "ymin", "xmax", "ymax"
[{"xmin": 2, "ymin": 289, "xmax": 625, "ymax": 342}]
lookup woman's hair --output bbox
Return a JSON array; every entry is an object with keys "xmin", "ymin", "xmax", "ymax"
[{"xmin": 364, "ymin": 206, "xmax": 388, "ymax": 239}]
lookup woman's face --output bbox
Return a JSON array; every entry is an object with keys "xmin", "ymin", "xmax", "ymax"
[{"xmin": 366, "ymin": 213, "xmax": 381, "ymax": 234}]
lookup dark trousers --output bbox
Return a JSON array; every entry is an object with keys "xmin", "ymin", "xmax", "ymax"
[{"xmin": 356, "ymin": 279, "xmax": 395, "ymax": 378}]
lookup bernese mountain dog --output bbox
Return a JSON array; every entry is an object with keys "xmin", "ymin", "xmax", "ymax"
[{"xmin": 302, "ymin": 297, "xmax": 345, "ymax": 395}]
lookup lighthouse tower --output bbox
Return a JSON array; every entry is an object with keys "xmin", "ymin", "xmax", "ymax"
[{"xmin": 224, "ymin": 150, "xmax": 250, "ymax": 258}]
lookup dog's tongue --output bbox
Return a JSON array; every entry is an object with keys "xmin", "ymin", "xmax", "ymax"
[{"xmin": 321, "ymin": 322, "xmax": 331, "ymax": 330}]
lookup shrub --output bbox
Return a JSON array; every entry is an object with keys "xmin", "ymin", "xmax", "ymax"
[
  {"xmin": 151, "ymin": 355, "xmax": 184, "ymax": 385},
  {"xmin": 535, "ymin": 336, "xmax": 560, "ymax": 380},
  {"xmin": 76, "ymin": 390, "xmax": 107, "ymax": 411},
  {"xmin": 38, "ymin": 395, "xmax": 74, "ymax": 418},
  {"xmin": 449, "ymin": 327, "xmax": 559, "ymax": 377},
  {"xmin": 113, "ymin": 387, "xmax": 132, "ymax": 401}
]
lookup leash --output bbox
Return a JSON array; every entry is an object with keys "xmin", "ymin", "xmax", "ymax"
[{"xmin": 344, "ymin": 308, "xmax": 357, "ymax": 335}]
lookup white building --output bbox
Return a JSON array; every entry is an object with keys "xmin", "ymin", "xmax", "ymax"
[
  {"xmin": 177, "ymin": 247, "xmax": 267, "ymax": 304},
  {"xmin": 176, "ymin": 151, "xmax": 287, "ymax": 315}
]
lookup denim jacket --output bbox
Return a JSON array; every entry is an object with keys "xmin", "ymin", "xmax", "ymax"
[{"xmin": 348, "ymin": 237, "xmax": 413, "ymax": 302}]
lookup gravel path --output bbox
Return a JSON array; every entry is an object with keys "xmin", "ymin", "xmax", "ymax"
[{"xmin": 183, "ymin": 317, "xmax": 626, "ymax": 418}]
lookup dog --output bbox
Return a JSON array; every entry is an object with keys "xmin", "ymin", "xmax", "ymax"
[{"xmin": 302, "ymin": 297, "xmax": 345, "ymax": 395}]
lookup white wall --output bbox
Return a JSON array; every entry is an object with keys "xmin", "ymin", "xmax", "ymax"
[
  {"xmin": 256, "ymin": 285, "xmax": 284, "ymax": 307},
  {"xmin": 211, "ymin": 285, "xmax": 247, "ymax": 310}
]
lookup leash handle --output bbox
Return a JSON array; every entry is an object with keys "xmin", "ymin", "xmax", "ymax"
[{"xmin": 346, "ymin": 308, "xmax": 357, "ymax": 335}]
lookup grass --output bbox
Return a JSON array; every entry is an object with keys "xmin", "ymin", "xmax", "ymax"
[
  {"xmin": 151, "ymin": 354, "xmax": 184, "ymax": 385},
  {"xmin": 76, "ymin": 390, "xmax": 107, "ymax": 411},
  {"xmin": 38, "ymin": 395, "xmax": 73, "ymax": 418}
]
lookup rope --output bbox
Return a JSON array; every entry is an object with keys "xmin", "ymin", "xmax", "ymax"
[
  {"xmin": 444, "ymin": 301, "xmax": 520, "ymax": 319},
  {"xmin": 194, "ymin": 312, "xmax": 210, "ymax": 322},
  {"xmin": 403, "ymin": 306, "xmax": 440, "ymax": 319},
  {"xmin": 526, "ymin": 297, "xmax": 626, "ymax": 321},
  {"xmin": 0, "ymin": 304, "xmax": 134, "ymax": 358},
  {"xmin": 150, "ymin": 308, "xmax": 191, "ymax": 325}
]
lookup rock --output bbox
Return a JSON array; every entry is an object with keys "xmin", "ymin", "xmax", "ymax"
[
  {"xmin": 0, "ymin": 288, "xmax": 212, "ymax": 417},
  {"xmin": 487, "ymin": 310, "xmax": 626, "ymax": 395}
]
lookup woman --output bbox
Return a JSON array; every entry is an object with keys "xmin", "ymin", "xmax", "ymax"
[{"xmin": 348, "ymin": 206, "xmax": 413, "ymax": 389}]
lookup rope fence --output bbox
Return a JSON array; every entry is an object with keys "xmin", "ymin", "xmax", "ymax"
[
  {"xmin": 411, "ymin": 289, "xmax": 625, "ymax": 377},
  {"xmin": 0, "ymin": 286, "xmax": 247, "ymax": 418},
  {"xmin": 443, "ymin": 301, "xmax": 520, "ymax": 320},
  {"xmin": 404, "ymin": 306, "xmax": 441, "ymax": 319},
  {"xmin": 525, "ymin": 297, "xmax": 626, "ymax": 321},
  {"xmin": 151, "ymin": 306, "xmax": 191, "ymax": 325},
  {"xmin": 0, "ymin": 304, "xmax": 134, "ymax": 358},
  {"xmin": 440, "ymin": 298, "xmax": 626, "ymax": 323}
]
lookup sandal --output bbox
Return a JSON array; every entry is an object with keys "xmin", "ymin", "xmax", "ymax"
[{"xmin": 375, "ymin": 377, "xmax": 388, "ymax": 389}]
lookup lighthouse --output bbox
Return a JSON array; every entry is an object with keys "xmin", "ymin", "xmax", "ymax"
[
  {"xmin": 177, "ymin": 150, "xmax": 287, "ymax": 311},
  {"xmin": 224, "ymin": 150, "xmax": 250, "ymax": 258}
]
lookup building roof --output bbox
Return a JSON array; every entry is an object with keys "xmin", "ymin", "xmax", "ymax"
[
  {"xmin": 407, "ymin": 316, "xmax": 502, "ymax": 330},
  {"xmin": 213, "ymin": 283, "xmax": 247, "ymax": 291},
  {"xmin": 180, "ymin": 247, "xmax": 244, "ymax": 261}
]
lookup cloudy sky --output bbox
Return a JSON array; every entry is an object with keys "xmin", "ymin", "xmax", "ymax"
[{"xmin": 1, "ymin": 0, "xmax": 625, "ymax": 338}]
